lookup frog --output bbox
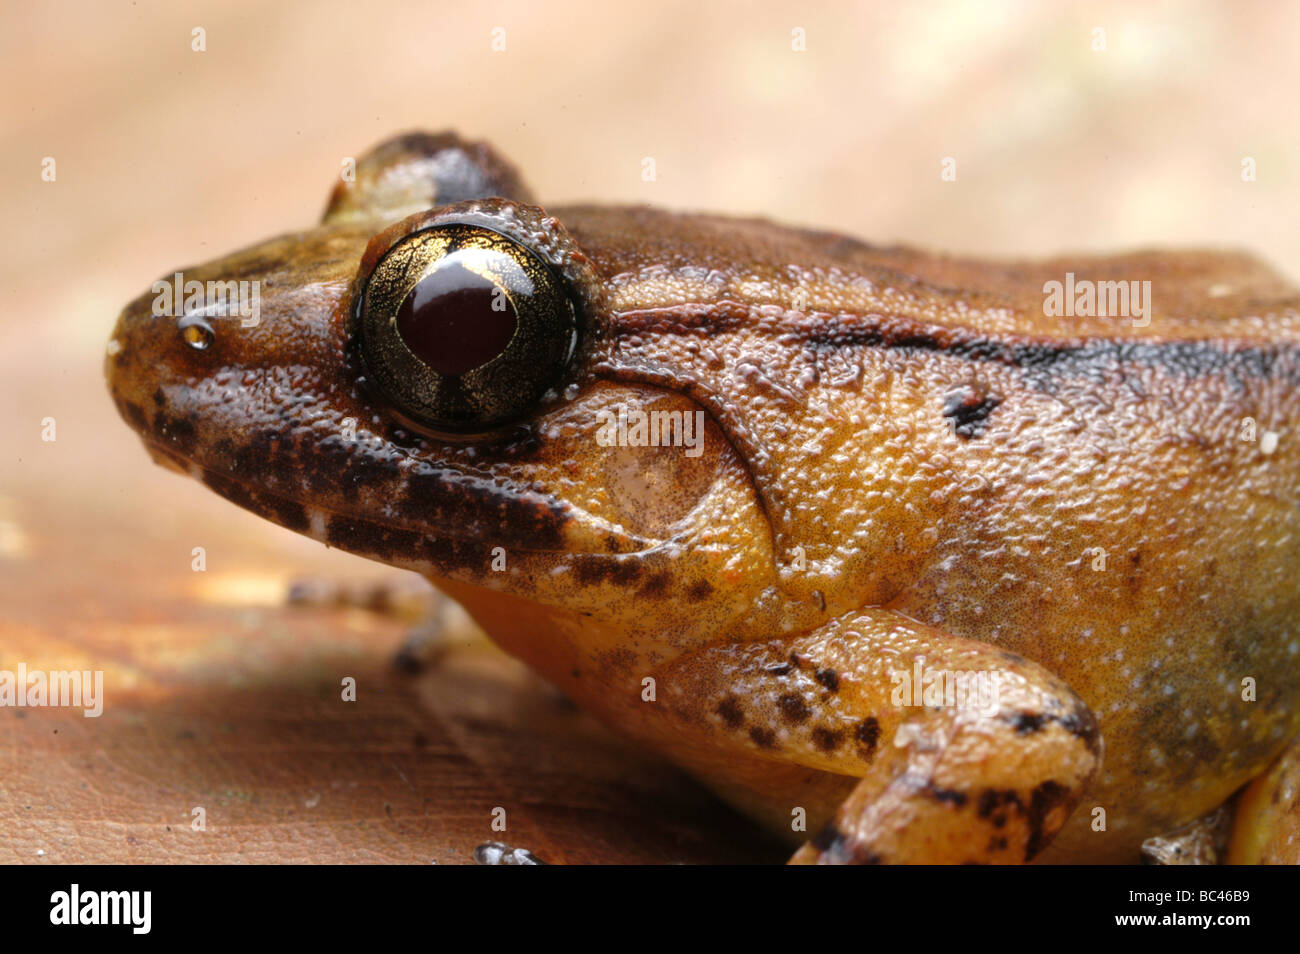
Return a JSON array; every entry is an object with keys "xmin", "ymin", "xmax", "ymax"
[{"xmin": 105, "ymin": 131, "xmax": 1300, "ymax": 864}]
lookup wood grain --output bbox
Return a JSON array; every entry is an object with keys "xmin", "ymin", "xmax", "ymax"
[{"xmin": 0, "ymin": 495, "xmax": 784, "ymax": 864}]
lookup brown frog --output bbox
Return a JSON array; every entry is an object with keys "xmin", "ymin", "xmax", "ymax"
[{"xmin": 105, "ymin": 132, "xmax": 1300, "ymax": 863}]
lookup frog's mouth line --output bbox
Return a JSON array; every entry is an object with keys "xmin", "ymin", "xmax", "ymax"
[{"xmin": 140, "ymin": 438, "xmax": 674, "ymax": 565}]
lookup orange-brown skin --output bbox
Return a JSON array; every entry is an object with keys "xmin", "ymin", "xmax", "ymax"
[
  {"xmin": 1228, "ymin": 733, "xmax": 1300, "ymax": 863},
  {"xmin": 106, "ymin": 132, "xmax": 1300, "ymax": 863}
]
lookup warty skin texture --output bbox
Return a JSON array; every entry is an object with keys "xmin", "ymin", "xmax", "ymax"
[{"xmin": 107, "ymin": 132, "xmax": 1300, "ymax": 863}]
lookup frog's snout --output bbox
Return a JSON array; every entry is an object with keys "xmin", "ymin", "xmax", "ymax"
[
  {"xmin": 105, "ymin": 283, "xmax": 219, "ymax": 465},
  {"xmin": 106, "ymin": 294, "xmax": 161, "ymax": 441}
]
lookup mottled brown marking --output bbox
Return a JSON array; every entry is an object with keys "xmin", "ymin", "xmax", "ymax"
[
  {"xmin": 927, "ymin": 785, "xmax": 969, "ymax": 808},
  {"xmin": 811, "ymin": 726, "xmax": 844, "ymax": 752},
  {"xmin": 942, "ymin": 386, "xmax": 1001, "ymax": 438},
  {"xmin": 203, "ymin": 470, "xmax": 310, "ymax": 535},
  {"xmin": 1025, "ymin": 780, "xmax": 1071, "ymax": 861},
  {"xmin": 638, "ymin": 571, "xmax": 671, "ymax": 598},
  {"xmin": 687, "ymin": 579, "xmax": 714, "ymax": 601},
  {"xmin": 716, "ymin": 697, "xmax": 744, "ymax": 729},
  {"xmin": 978, "ymin": 789, "xmax": 1024, "ymax": 819},
  {"xmin": 777, "ymin": 692, "xmax": 810, "ymax": 724},
  {"xmin": 1012, "ymin": 712, "xmax": 1046, "ymax": 734},
  {"xmin": 855, "ymin": 717, "xmax": 881, "ymax": 759}
]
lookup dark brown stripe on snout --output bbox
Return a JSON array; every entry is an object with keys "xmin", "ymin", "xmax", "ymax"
[
  {"xmin": 225, "ymin": 424, "xmax": 573, "ymax": 554},
  {"xmin": 202, "ymin": 469, "xmax": 311, "ymax": 535},
  {"xmin": 397, "ymin": 466, "xmax": 571, "ymax": 552}
]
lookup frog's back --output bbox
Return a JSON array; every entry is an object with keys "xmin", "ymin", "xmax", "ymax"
[
  {"xmin": 568, "ymin": 203, "xmax": 1300, "ymax": 860},
  {"xmin": 558, "ymin": 204, "xmax": 1300, "ymax": 344}
]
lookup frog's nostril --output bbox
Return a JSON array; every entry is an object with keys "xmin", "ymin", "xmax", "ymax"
[
  {"xmin": 105, "ymin": 294, "xmax": 185, "ymax": 411},
  {"xmin": 178, "ymin": 314, "xmax": 215, "ymax": 351}
]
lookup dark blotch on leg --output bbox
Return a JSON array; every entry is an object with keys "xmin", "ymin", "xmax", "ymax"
[
  {"xmin": 687, "ymin": 579, "xmax": 713, "ymax": 601},
  {"xmin": 811, "ymin": 727, "xmax": 843, "ymax": 752},
  {"xmin": 1012, "ymin": 712, "xmax": 1045, "ymax": 734},
  {"xmin": 716, "ymin": 696, "xmax": 745, "ymax": 729},
  {"xmin": 977, "ymin": 789, "xmax": 1023, "ymax": 819},
  {"xmin": 638, "ymin": 571, "xmax": 671, "ymax": 598},
  {"xmin": 927, "ymin": 785, "xmax": 969, "ymax": 807},
  {"xmin": 1025, "ymin": 780, "xmax": 1071, "ymax": 861},
  {"xmin": 855, "ymin": 717, "xmax": 881, "ymax": 759},
  {"xmin": 1058, "ymin": 705, "xmax": 1102, "ymax": 753},
  {"xmin": 777, "ymin": 692, "xmax": 810, "ymax": 724}
]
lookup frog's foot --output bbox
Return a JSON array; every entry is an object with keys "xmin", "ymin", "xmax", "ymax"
[
  {"xmin": 1140, "ymin": 805, "xmax": 1232, "ymax": 864},
  {"xmin": 285, "ymin": 574, "xmax": 482, "ymax": 672},
  {"xmin": 1227, "ymin": 730, "xmax": 1300, "ymax": 864},
  {"xmin": 473, "ymin": 842, "xmax": 547, "ymax": 865},
  {"xmin": 286, "ymin": 573, "xmax": 437, "ymax": 621},
  {"xmin": 655, "ymin": 607, "xmax": 1102, "ymax": 865},
  {"xmin": 392, "ymin": 613, "xmax": 456, "ymax": 674},
  {"xmin": 392, "ymin": 593, "xmax": 486, "ymax": 673}
]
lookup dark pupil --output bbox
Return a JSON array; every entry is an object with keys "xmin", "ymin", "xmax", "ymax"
[{"xmin": 395, "ymin": 258, "xmax": 517, "ymax": 376}]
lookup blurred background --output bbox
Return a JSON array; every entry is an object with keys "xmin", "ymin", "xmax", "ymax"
[{"xmin": 2, "ymin": 0, "xmax": 1298, "ymax": 863}]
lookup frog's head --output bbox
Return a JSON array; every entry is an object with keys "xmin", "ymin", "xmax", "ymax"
[{"xmin": 106, "ymin": 132, "xmax": 806, "ymax": 647}]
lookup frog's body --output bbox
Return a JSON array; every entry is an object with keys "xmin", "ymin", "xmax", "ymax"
[{"xmin": 107, "ymin": 133, "xmax": 1300, "ymax": 863}]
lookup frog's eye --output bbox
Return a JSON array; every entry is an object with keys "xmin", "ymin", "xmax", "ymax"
[{"xmin": 357, "ymin": 223, "xmax": 578, "ymax": 434}]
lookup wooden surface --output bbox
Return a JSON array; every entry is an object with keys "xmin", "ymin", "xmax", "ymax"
[
  {"xmin": 1, "ymin": 492, "xmax": 784, "ymax": 864},
  {"xmin": 4, "ymin": 0, "xmax": 1300, "ymax": 865},
  {"xmin": 2, "ymin": 488, "xmax": 780, "ymax": 863}
]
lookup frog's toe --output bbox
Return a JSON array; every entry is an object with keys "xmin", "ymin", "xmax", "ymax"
[
  {"xmin": 392, "ymin": 592, "xmax": 486, "ymax": 674},
  {"xmin": 1140, "ymin": 804, "xmax": 1232, "ymax": 865}
]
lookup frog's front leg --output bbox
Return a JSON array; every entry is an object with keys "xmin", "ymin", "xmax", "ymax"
[{"xmin": 655, "ymin": 608, "xmax": 1102, "ymax": 864}]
